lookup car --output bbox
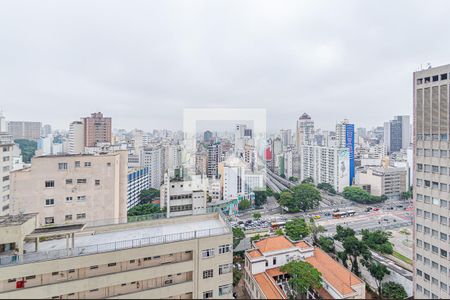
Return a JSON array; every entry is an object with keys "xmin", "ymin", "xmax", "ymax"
[
  {"xmin": 333, "ymin": 209, "xmax": 340, "ymax": 212},
  {"xmin": 373, "ymin": 207, "xmax": 380, "ymax": 211},
  {"xmin": 365, "ymin": 207, "xmax": 372, "ymax": 212},
  {"xmin": 314, "ymin": 215, "xmax": 321, "ymax": 219},
  {"xmin": 324, "ymin": 212, "xmax": 331, "ymax": 216}
]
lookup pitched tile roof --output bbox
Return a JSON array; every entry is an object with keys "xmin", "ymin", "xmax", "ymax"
[
  {"xmin": 254, "ymin": 272, "xmax": 286, "ymax": 299},
  {"xmin": 306, "ymin": 248, "xmax": 363, "ymax": 297},
  {"xmin": 248, "ymin": 249, "xmax": 263, "ymax": 258},
  {"xmin": 254, "ymin": 236, "xmax": 295, "ymax": 253}
]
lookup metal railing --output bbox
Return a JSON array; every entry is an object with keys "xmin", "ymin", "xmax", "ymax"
[{"xmin": 0, "ymin": 223, "xmax": 229, "ymax": 268}]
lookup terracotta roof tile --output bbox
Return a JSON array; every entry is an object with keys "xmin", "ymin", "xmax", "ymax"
[
  {"xmin": 248, "ymin": 249, "xmax": 263, "ymax": 258},
  {"xmin": 255, "ymin": 236, "xmax": 294, "ymax": 253},
  {"xmin": 254, "ymin": 272, "xmax": 286, "ymax": 299},
  {"xmin": 306, "ymin": 248, "xmax": 363, "ymax": 296},
  {"xmin": 295, "ymin": 241, "xmax": 312, "ymax": 250},
  {"xmin": 266, "ymin": 267, "xmax": 285, "ymax": 277}
]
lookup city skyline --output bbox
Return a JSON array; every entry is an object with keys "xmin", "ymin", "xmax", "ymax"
[{"xmin": 2, "ymin": 1, "xmax": 449, "ymax": 131}]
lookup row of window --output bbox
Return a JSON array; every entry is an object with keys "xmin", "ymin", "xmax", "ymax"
[
  {"xmin": 417, "ymin": 163, "xmax": 449, "ymax": 175},
  {"xmin": 203, "ymin": 284, "xmax": 232, "ymax": 299},
  {"xmin": 416, "ymin": 253, "xmax": 450, "ymax": 277},
  {"xmin": 201, "ymin": 244, "xmax": 232, "ymax": 259},
  {"xmin": 45, "ymin": 179, "xmax": 101, "ymax": 187},
  {"xmin": 416, "ymin": 178, "xmax": 450, "ymax": 192},
  {"xmin": 202, "ymin": 263, "xmax": 233, "ymax": 279},
  {"xmin": 416, "ymin": 73, "xmax": 448, "ymax": 85},
  {"xmin": 416, "ymin": 238, "xmax": 449, "ymax": 259},
  {"xmin": 416, "ymin": 208, "xmax": 450, "ymax": 227},
  {"xmin": 44, "ymin": 196, "xmax": 87, "ymax": 206},
  {"xmin": 416, "ymin": 223, "xmax": 450, "ymax": 242},
  {"xmin": 417, "ymin": 134, "xmax": 448, "ymax": 141},
  {"xmin": 58, "ymin": 161, "xmax": 92, "ymax": 170},
  {"xmin": 417, "ymin": 148, "xmax": 449, "ymax": 158},
  {"xmin": 416, "ymin": 268, "xmax": 450, "ymax": 296},
  {"xmin": 416, "ymin": 194, "xmax": 450, "ymax": 209},
  {"xmin": 44, "ymin": 213, "xmax": 86, "ymax": 224}
]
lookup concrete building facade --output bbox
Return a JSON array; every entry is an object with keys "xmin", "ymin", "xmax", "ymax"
[
  {"xmin": 127, "ymin": 167, "xmax": 150, "ymax": 210},
  {"xmin": 7, "ymin": 121, "xmax": 41, "ymax": 140},
  {"xmin": 9, "ymin": 151, "xmax": 128, "ymax": 227},
  {"xmin": 68, "ymin": 121, "xmax": 85, "ymax": 154},
  {"xmin": 0, "ymin": 134, "xmax": 14, "ymax": 216},
  {"xmin": 83, "ymin": 112, "xmax": 112, "ymax": 147},
  {"xmin": 355, "ymin": 166, "xmax": 408, "ymax": 199}
]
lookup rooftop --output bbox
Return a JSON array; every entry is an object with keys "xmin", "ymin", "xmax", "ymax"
[
  {"xmin": 254, "ymin": 236, "xmax": 297, "ymax": 253},
  {"xmin": 254, "ymin": 272, "xmax": 286, "ymax": 299},
  {"xmin": 0, "ymin": 213, "xmax": 36, "ymax": 227}
]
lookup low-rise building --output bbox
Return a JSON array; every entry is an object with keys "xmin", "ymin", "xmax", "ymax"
[
  {"xmin": 10, "ymin": 151, "xmax": 128, "ymax": 227},
  {"xmin": 244, "ymin": 236, "xmax": 365, "ymax": 299},
  {"xmin": 355, "ymin": 166, "xmax": 408, "ymax": 199},
  {"xmin": 0, "ymin": 212, "xmax": 233, "ymax": 299}
]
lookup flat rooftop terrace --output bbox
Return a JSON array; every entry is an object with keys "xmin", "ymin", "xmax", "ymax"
[{"xmin": 1, "ymin": 212, "xmax": 230, "ymax": 267}]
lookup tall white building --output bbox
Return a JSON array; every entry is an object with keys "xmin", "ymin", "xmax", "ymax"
[
  {"xmin": 413, "ymin": 64, "xmax": 450, "ymax": 299},
  {"xmin": 68, "ymin": 121, "xmax": 85, "ymax": 154},
  {"xmin": 165, "ymin": 144, "xmax": 182, "ymax": 176},
  {"xmin": 280, "ymin": 129, "xmax": 292, "ymax": 147},
  {"xmin": 296, "ymin": 113, "xmax": 315, "ymax": 149},
  {"xmin": 0, "ymin": 133, "xmax": 14, "ymax": 215},
  {"xmin": 141, "ymin": 146, "xmax": 165, "ymax": 189},
  {"xmin": 300, "ymin": 145, "xmax": 350, "ymax": 193}
]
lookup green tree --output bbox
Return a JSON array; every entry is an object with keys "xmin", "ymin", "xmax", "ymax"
[
  {"xmin": 381, "ymin": 281, "xmax": 408, "ymax": 300},
  {"xmin": 250, "ymin": 234, "xmax": 261, "ymax": 242},
  {"xmin": 361, "ymin": 230, "xmax": 393, "ymax": 254},
  {"xmin": 14, "ymin": 139, "xmax": 37, "ymax": 163},
  {"xmin": 127, "ymin": 203, "xmax": 161, "ymax": 216},
  {"xmin": 253, "ymin": 212, "xmax": 262, "ymax": 220},
  {"xmin": 275, "ymin": 228, "xmax": 284, "ymax": 236},
  {"xmin": 139, "ymin": 188, "xmax": 160, "ymax": 204},
  {"xmin": 333, "ymin": 225, "xmax": 355, "ymax": 242},
  {"xmin": 342, "ymin": 186, "xmax": 384, "ymax": 204},
  {"xmin": 280, "ymin": 261, "xmax": 322, "ymax": 298},
  {"xmin": 273, "ymin": 192, "xmax": 280, "ymax": 200},
  {"xmin": 232, "ymin": 227, "xmax": 245, "ymax": 248},
  {"xmin": 285, "ymin": 218, "xmax": 311, "ymax": 241},
  {"xmin": 401, "ymin": 191, "xmax": 412, "ymax": 200},
  {"xmin": 317, "ymin": 236, "xmax": 335, "ymax": 254},
  {"xmin": 238, "ymin": 199, "xmax": 251, "ymax": 210},
  {"xmin": 342, "ymin": 235, "xmax": 371, "ymax": 275},
  {"xmin": 280, "ymin": 173, "xmax": 286, "ymax": 178},
  {"xmin": 301, "ymin": 177, "xmax": 314, "ymax": 184},
  {"xmin": 288, "ymin": 176, "xmax": 299, "ymax": 182},
  {"xmin": 233, "ymin": 268, "xmax": 242, "ymax": 287},
  {"xmin": 317, "ymin": 182, "xmax": 337, "ymax": 194},
  {"xmin": 280, "ymin": 184, "xmax": 321, "ymax": 212},
  {"xmin": 369, "ymin": 261, "xmax": 390, "ymax": 296},
  {"xmin": 309, "ymin": 219, "xmax": 325, "ymax": 243},
  {"xmin": 253, "ymin": 190, "xmax": 267, "ymax": 208},
  {"xmin": 265, "ymin": 188, "xmax": 274, "ymax": 197}
]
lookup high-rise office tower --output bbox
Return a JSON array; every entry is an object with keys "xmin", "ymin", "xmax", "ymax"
[
  {"xmin": 280, "ymin": 129, "xmax": 292, "ymax": 147},
  {"xmin": 295, "ymin": 113, "xmax": 315, "ymax": 149},
  {"xmin": 336, "ymin": 119, "xmax": 355, "ymax": 185},
  {"xmin": 141, "ymin": 146, "xmax": 165, "ymax": 189},
  {"xmin": 384, "ymin": 115, "xmax": 411, "ymax": 153},
  {"xmin": 207, "ymin": 143, "xmax": 222, "ymax": 179},
  {"xmin": 83, "ymin": 112, "xmax": 112, "ymax": 147},
  {"xmin": 68, "ymin": 121, "xmax": 85, "ymax": 154},
  {"xmin": 7, "ymin": 121, "xmax": 42, "ymax": 140},
  {"xmin": 413, "ymin": 64, "xmax": 450, "ymax": 299},
  {"xmin": 203, "ymin": 130, "xmax": 213, "ymax": 143}
]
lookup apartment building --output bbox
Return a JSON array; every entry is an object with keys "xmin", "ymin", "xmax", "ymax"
[
  {"xmin": 0, "ymin": 212, "xmax": 233, "ymax": 299},
  {"xmin": 127, "ymin": 167, "xmax": 150, "ymax": 210},
  {"xmin": 83, "ymin": 112, "xmax": 112, "ymax": 147},
  {"xmin": 141, "ymin": 146, "xmax": 165, "ymax": 189},
  {"xmin": 160, "ymin": 174, "xmax": 207, "ymax": 217},
  {"xmin": 355, "ymin": 166, "xmax": 408, "ymax": 199},
  {"xmin": 0, "ymin": 134, "xmax": 14, "ymax": 216},
  {"xmin": 244, "ymin": 236, "xmax": 365, "ymax": 299},
  {"xmin": 68, "ymin": 121, "xmax": 85, "ymax": 154},
  {"xmin": 413, "ymin": 64, "xmax": 450, "ymax": 299},
  {"xmin": 9, "ymin": 151, "xmax": 128, "ymax": 227},
  {"xmin": 299, "ymin": 145, "xmax": 350, "ymax": 193},
  {"xmin": 7, "ymin": 121, "xmax": 41, "ymax": 140}
]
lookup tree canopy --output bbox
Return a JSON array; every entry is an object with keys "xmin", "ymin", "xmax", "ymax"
[
  {"xmin": 127, "ymin": 203, "xmax": 161, "ymax": 216},
  {"xmin": 381, "ymin": 281, "xmax": 408, "ymax": 300},
  {"xmin": 288, "ymin": 176, "xmax": 299, "ymax": 182},
  {"xmin": 253, "ymin": 212, "xmax": 262, "ymax": 220},
  {"xmin": 280, "ymin": 261, "xmax": 322, "ymax": 298},
  {"xmin": 139, "ymin": 188, "xmax": 160, "ymax": 204},
  {"xmin": 301, "ymin": 177, "xmax": 314, "ymax": 184},
  {"xmin": 342, "ymin": 186, "xmax": 385, "ymax": 204},
  {"xmin": 14, "ymin": 139, "xmax": 37, "ymax": 163},
  {"xmin": 317, "ymin": 236, "xmax": 335, "ymax": 254},
  {"xmin": 232, "ymin": 227, "xmax": 245, "ymax": 248},
  {"xmin": 368, "ymin": 261, "xmax": 390, "ymax": 296},
  {"xmin": 361, "ymin": 229, "xmax": 393, "ymax": 254},
  {"xmin": 253, "ymin": 190, "xmax": 267, "ymax": 208},
  {"xmin": 317, "ymin": 182, "xmax": 336, "ymax": 194},
  {"xmin": 285, "ymin": 218, "xmax": 311, "ymax": 241},
  {"xmin": 279, "ymin": 183, "xmax": 321, "ymax": 212},
  {"xmin": 238, "ymin": 199, "xmax": 251, "ymax": 210},
  {"xmin": 333, "ymin": 225, "xmax": 356, "ymax": 242}
]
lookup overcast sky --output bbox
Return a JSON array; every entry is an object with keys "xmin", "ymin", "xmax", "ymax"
[{"xmin": 1, "ymin": 1, "xmax": 449, "ymax": 133}]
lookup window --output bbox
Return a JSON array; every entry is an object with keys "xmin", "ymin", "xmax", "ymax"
[
  {"xmin": 417, "ymin": 269, "xmax": 423, "ymax": 276},
  {"xmin": 66, "ymin": 179, "xmax": 73, "ymax": 184},
  {"xmin": 203, "ymin": 269, "xmax": 213, "ymax": 279},
  {"xmin": 219, "ymin": 263, "xmax": 232, "ymax": 275},
  {"xmin": 107, "ymin": 162, "xmax": 111, "ymax": 167},
  {"xmin": 52, "ymin": 272, "xmax": 59, "ymax": 276},
  {"xmin": 68, "ymin": 269, "xmax": 75, "ymax": 273},
  {"xmin": 95, "ymin": 180, "xmax": 100, "ymax": 186},
  {"xmin": 219, "ymin": 244, "xmax": 231, "ymax": 254},
  {"xmin": 45, "ymin": 180, "xmax": 55, "ymax": 188},
  {"xmin": 440, "ymin": 184, "xmax": 448, "ymax": 192},
  {"xmin": 273, "ymin": 257, "xmax": 277, "ymax": 265},
  {"xmin": 45, "ymin": 217, "xmax": 54, "ymax": 224},
  {"xmin": 441, "ymin": 282, "xmax": 448, "ymax": 292},
  {"xmin": 66, "ymin": 196, "xmax": 73, "ymax": 202},
  {"xmin": 202, "ymin": 249, "xmax": 215, "ymax": 258},
  {"xmin": 77, "ymin": 179, "xmax": 87, "ymax": 184},
  {"xmin": 432, "ymin": 165, "xmax": 439, "ymax": 173},
  {"xmin": 440, "ymin": 216, "xmax": 448, "ymax": 225},
  {"xmin": 441, "ymin": 199, "xmax": 448, "ymax": 208},
  {"xmin": 203, "ymin": 290, "xmax": 213, "ymax": 299},
  {"xmin": 77, "ymin": 195, "xmax": 86, "ymax": 201},
  {"xmin": 441, "ymin": 150, "xmax": 448, "ymax": 157},
  {"xmin": 441, "ymin": 167, "xmax": 448, "ymax": 175},
  {"xmin": 219, "ymin": 284, "xmax": 232, "ymax": 296},
  {"xmin": 65, "ymin": 214, "xmax": 72, "ymax": 221},
  {"xmin": 441, "ymin": 249, "xmax": 448, "ymax": 258},
  {"xmin": 108, "ymin": 263, "xmax": 117, "ymax": 267},
  {"xmin": 441, "ymin": 73, "xmax": 448, "ymax": 80},
  {"xmin": 441, "ymin": 232, "xmax": 448, "ymax": 241},
  {"xmin": 89, "ymin": 289, "xmax": 99, "ymax": 292},
  {"xmin": 441, "ymin": 265, "xmax": 448, "ymax": 274},
  {"xmin": 432, "ymin": 75, "xmax": 439, "ymax": 82},
  {"xmin": 76, "ymin": 213, "xmax": 86, "ymax": 219},
  {"xmin": 75, "ymin": 161, "xmax": 81, "ymax": 167},
  {"xmin": 432, "ymin": 198, "xmax": 440, "ymax": 206},
  {"xmin": 7, "ymin": 279, "xmax": 16, "ymax": 283},
  {"xmin": 58, "ymin": 163, "xmax": 68, "ymax": 170},
  {"xmin": 417, "ymin": 163, "xmax": 423, "ymax": 172},
  {"xmin": 25, "ymin": 275, "xmax": 36, "ymax": 280},
  {"xmin": 424, "ymin": 273, "xmax": 430, "ymax": 281},
  {"xmin": 90, "ymin": 265, "xmax": 98, "ymax": 269},
  {"xmin": 45, "ymin": 199, "xmax": 55, "ymax": 206},
  {"xmin": 84, "ymin": 162, "xmax": 92, "ymax": 167}
]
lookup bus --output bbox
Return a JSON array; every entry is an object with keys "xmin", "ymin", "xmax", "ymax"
[
  {"xmin": 271, "ymin": 221, "xmax": 286, "ymax": 229},
  {"xmin": 332, "ymin": 210, "xmax": 356, "ymax": 219}
]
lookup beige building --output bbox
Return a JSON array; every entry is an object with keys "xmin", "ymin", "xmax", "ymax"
[
  {"xmin": 7, "ymin": 121, "xmax": 41, "ymax": 140},
  {"xmin": 355, "ymin": 166, "xmax": 408, "ymax": 199},
  {"xmin": 9, "ymin": 151, "xmax": 128, "ymax": 227},
  {"xmin": 0, "ymin": 212, "xmax": 233, "ymax": 299},
  {"xmin": 68, "ymin": 121, "xmax": 85, "ymax": 154},
  {"xmin": 0, "ymin": 134, "xmax": 14, "ymax": 216},
  {"xmin": 413, "ymin": 64, "xmax": 450, "ymax": 299},
  {"xmin": 83, "ymin": 112, "xmax": 112, "ymax": 147},
  {"xmin": 244, "ymin": 236, "xmax": 365, "ymax": 299}
]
